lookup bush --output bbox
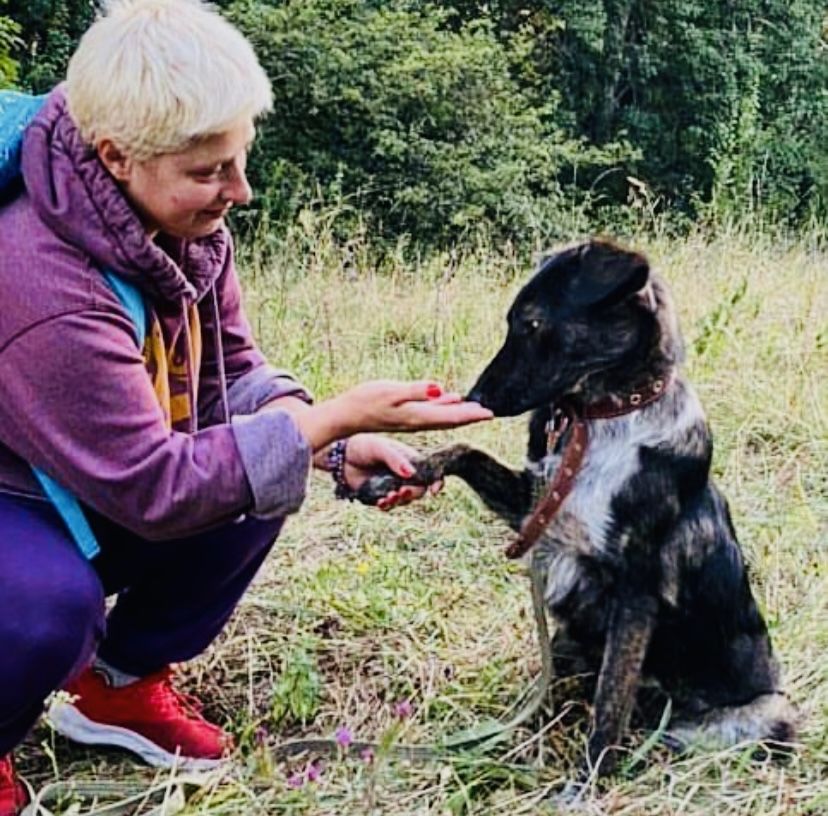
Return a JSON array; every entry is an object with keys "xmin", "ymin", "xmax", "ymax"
[
  {"xmin": 4, "ymin": 0, "xmax": 94, "ymax": 92},
  {"xmin": 0, "ymin": 4, "xmax": 20, "ymax": 88},
  {"xmin": 225, "ymin": 0, "xmax": 618, "ymax": 246}
]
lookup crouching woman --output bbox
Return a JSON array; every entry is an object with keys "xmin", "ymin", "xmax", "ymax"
[{"xmin": 0, "ymin": 1, "xmax": 491, "ymax": 812}]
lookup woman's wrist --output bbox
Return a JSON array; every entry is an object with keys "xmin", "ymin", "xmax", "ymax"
[
  {"xmin": 291, "ymin": 397, "xmax": 354, "ymax": 451},
  {"xmin": 326, "ymin": 438, "xmax": 355, "ymax": 500}
]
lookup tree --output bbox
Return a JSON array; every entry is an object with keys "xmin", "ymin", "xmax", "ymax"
[
  {"xmin": 5, "ymin": 0, "xmax": 96, "ymax": 91},
  {"xmin": 0, "ymin": 1, "xmax": 20, "ymax": 88},
  {"xmin": 224, "ymin": 0, "xmax": 603, "ymax": 244}
]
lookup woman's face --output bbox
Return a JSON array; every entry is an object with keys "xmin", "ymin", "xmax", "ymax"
[{"xmin": 99, "ymin": 118, "xmax": 255, "ymax": 239}]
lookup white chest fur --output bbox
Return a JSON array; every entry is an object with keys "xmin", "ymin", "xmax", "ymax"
[{"xmin": 527, "ymin": 384, "xmax": 705, "ymax": 605}]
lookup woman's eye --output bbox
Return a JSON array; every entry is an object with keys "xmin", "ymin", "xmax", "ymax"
[{"xmin": 194, "ymin": 165, "xmax": 223, "ymax": 180}]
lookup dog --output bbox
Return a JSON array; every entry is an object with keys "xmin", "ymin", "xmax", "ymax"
[{"xmin": 358, "ymin": 239, "xmax": 796, "ymax": 774}]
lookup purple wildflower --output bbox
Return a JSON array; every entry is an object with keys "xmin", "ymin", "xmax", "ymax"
[
  {"xmin": 286, "ymin": 772, "xmax": 304, "ymax": 789},
  {"xmin": 306, "ymin": 761, "xmax": 323, "ymax": 783},
  {"xmin": 360, "ymin": 747, "xmax": 375, "ymax": 764},
  {"xmin": 394, "ymin": 699, "xmax": 413, "ymax": 719},
  {"xmin": 335, "ymin": 726, "xmax": 353, "ymax": 749}
]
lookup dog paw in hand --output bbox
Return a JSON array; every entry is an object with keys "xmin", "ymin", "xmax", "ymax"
[
  {"xmin": 354, "ymin": 472, "xmax": 406, "ymax": 505},
  {"xmin": 353, "ymin": 459, "xmax": 442, "ymax": 506}
]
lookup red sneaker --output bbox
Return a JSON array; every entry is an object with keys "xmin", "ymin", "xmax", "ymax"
[
  {"xmin": 0, "ymin": 754, "xmax": 27, "ymax": 816},
  {"xmin": 48, "ymin": 666, "xmax": 233, "ymax": 770}
]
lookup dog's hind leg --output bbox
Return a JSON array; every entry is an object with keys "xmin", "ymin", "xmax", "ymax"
[
  {"xmin": 587, "ymin": 594, "xmax": 657, "ymax": 775},
  {"xmin": 665, "ymin": 693, "xmax": 797, "ymax": 755},
  {"xmin": 356, "ymin": 444, "xmax": 540, "ymax": 531}
]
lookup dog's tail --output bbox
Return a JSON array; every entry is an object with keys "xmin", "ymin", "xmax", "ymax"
[{"xmin": 666, "ymin": 692, "xmax": 797, "ymax": 752}]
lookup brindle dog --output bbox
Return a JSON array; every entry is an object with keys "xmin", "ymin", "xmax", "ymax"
[{"xmin": 358, "ymin": 239, "xmax": 796, "ymax": 774}]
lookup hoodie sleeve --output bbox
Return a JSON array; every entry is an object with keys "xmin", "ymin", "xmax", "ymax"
[
  {"xmin": 0, "ymin": 307, "xmax": 312, "ymax": 540},
  {"xmin": 198, "ymin": 233, "xmax": 312, "ymax": 427}
]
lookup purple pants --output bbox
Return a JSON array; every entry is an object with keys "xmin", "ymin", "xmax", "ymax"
[{"xmin": 0, "ymin": 491, "xmax": 283, "ymax": 755}]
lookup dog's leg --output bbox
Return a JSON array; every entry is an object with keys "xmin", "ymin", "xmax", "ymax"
[
  {"xmin": 355, "ymin": 444, "xmax": 540, "ymax": 531},
  {"xmin": 587, "ymin": 594, "xmax": 657, "ymax": 776}
]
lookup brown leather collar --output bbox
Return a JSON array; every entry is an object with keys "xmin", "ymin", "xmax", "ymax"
[
  {"xmin": 505, "ymin": 371, "xmax": 674, "ymax": 559},
  {"xmin": 578, "ymin": 373, "xmax": 673, "ymax": 420}
]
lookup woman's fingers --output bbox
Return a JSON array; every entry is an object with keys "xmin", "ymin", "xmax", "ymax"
[
  {"xmin": 406, "ymin": 400, "xmax": 493, "ymax": 428},
  {"xmin": 377, "ymin": 484, "xmax": 427, "ymax": 510},
  {"xmin": 380, "ymin": 443, "xmax": 418, "ymax": 479},
  {"xmin": 343, "ymin": 379, "xmax": 493, "ymax": 435},
  {"xmin": 395, "ymin": 381, "xmax": 447, "ymax": 404}
]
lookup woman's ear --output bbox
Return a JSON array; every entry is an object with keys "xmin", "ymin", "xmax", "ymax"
[{"xmin": 96, "ymin": 138, "xmax": 133, "ymax": 183}]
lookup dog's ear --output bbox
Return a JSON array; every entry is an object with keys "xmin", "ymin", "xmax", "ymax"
[{"xmin": 568, "ymin": 241, "xmax": 650, "ymax": 309}]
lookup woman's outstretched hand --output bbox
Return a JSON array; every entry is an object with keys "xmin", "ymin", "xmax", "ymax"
[{"xmin": 292, "ymin": 380, "xmax": 493, "ymax": 451}]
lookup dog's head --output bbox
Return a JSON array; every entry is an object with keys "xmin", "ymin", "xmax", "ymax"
[{"xmin": 467, "ymin": 239, "xmax": 680, "ymax": 416}]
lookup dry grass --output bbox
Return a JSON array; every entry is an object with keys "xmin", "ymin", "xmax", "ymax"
[{"xmin": 20, "ymin": 227, "xmax": 827, "ymax": 814}]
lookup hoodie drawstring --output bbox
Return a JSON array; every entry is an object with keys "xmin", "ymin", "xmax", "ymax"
[
  {"xmin": 181, "ymin": 298, "xmax": 199, "ymax": 434},
  {"xmin": 179, "ymin": 285, "xmax": 229, "ymax": 434},
  {"xmin": 211, "ymin": 285, "xmax": 230, "ymax": 426}
]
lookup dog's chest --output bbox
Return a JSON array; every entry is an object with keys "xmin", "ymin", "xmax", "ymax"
[
  {"xmin": 532, "ymin": 416, "xmax": 645, "ymax": 557},
  {"xmin": 528, "ymin": 392, "xmax": 702, "ymax": 609}
]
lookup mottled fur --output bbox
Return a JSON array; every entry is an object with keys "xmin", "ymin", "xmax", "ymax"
[{"xmin": 359, "ymin": 239, "xmax": 796, "ymax": 774}]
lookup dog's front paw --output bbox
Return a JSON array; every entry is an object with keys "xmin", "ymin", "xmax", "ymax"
[
  {"xmin": 354, "ymin": 472, "xmax": 406, "ymax": 506},
  {"xmin": 586, "ymin": 733, "xmax": 622, "ymax": 777},
  {"xmin": 353, "ymin": 458, "xmax": 445, "ymax": 506}
]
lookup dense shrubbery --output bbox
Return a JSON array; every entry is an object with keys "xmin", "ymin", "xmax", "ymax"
[
  {"xmin": 3, "ymin": 0, "xmax": 827, "ymax": 246},
  {"xmin": 222, "ymin": 0, "xmax": 625, "ymax": 244},
  {"xmin": 0, "ymin": 2, "xmax": 20, "ymax": 88}
]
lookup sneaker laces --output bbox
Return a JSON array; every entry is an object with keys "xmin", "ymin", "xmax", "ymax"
[{"xmin": 143, "ymin": 669, "xmax": 209, "ymax": 722}]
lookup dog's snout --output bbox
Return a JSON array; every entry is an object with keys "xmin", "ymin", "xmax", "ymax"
[{"xmin": 465, "ymin": 386, "xmax": 485, "ymax": 406}]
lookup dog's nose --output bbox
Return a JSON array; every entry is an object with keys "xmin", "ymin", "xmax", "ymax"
[{"xmin": 465, "ymin": 387, "xmax": 484, "ymax": 405}]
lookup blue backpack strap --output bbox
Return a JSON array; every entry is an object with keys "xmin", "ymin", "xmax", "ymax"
[
  {"xmin": 31, "ymin": 272, "xmax": 146, "ymax": 559},
  {"xmin": 104, "ymin": 269, "xmax": 147, "ymax": 347},
  {"xmin": 0, "ymin": 91, "xmax": 48, "ymax": 197},
  {"xmin": 32, "ymin": 471, "xmax": 101, "ymax": 558}
]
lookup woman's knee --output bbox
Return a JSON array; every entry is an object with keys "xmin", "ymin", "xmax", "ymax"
[{"xmin": 0, "ymin": 559, "xmax": 105, "ymax": 698}]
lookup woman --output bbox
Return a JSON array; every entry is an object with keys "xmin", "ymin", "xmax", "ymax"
[{"xmin": 0, "ymin": 1, "xmax": 491, "ymax": 811}]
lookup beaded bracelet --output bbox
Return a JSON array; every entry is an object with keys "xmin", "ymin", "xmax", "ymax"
[{"xmin": 327, "ymin": 439, "xmax": 355, "ymax": 500}]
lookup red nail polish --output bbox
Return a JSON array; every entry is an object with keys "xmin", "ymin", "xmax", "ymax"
[{"xmin": 426, "ymin": 384, "xmax": 442, "ymax": 399}]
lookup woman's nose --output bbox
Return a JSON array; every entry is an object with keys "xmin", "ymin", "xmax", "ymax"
[{"xmin": 224, "ymin": 165, "xmax": 252, "ymax": 206}]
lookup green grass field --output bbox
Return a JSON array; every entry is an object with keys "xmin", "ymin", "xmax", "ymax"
[{"xmin": 21, "ymin": 229, "xmax": 827, "ymax": 815}]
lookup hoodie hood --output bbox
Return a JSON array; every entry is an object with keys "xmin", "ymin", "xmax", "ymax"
[{"xmin": 20, "ymin": 86, "xmax": 228, "ymax": 304}]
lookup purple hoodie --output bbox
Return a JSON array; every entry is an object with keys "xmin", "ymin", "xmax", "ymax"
[{"xmin": 0, "ymin": 88, "xmax": 312, "ymax": 540}]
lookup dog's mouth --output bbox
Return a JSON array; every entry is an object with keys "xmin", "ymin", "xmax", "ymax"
[{"xmin": 463, "ymin": 386, "xmax": 537, "ymax": 417}]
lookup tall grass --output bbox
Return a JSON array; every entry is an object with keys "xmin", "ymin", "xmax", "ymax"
[{"xmin": 22, "ymin": 222, "xmax": 827, "ymax": 815}]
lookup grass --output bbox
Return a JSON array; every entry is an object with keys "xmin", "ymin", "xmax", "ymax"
[{"xmin": 19, "ymin": 226, "xmax": 827, "ymax": 815}]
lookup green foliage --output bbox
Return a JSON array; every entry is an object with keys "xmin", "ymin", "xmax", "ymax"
[
  {"xmin": 3, "ymin": 0, "xmax": 826, "ymax": 241},
  {"xmin": 270, "ymin": 637, "xmax": 322, "ymax": 726},
  {"xmin": 225, "ymin": 0, "xmax": 606, "ymax": 245},
  {"xmin": 0, "ymin": 2, "xmax": 20, "ymax": 88},
  {"xmin": 518, "ymin": 0, "xmax": 827, "ymax": 225},
  {"xmin": 6, "ymin": 0, "xmax": 95, "ymax": 92}
]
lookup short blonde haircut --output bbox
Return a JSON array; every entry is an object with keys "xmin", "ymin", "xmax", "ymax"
[{"xmin": 66, "ymin": 0, "xmax": 272, "ymax": 159}]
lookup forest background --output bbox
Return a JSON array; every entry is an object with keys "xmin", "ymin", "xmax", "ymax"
[{"xmin": 1, "ymin": 0, "xmax": 826, "ymax": 249}]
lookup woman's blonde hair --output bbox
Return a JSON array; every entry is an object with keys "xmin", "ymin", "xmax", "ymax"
[{"xmin": 66, "ymin": 0, "xmax": 272, "ymax": 159}]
